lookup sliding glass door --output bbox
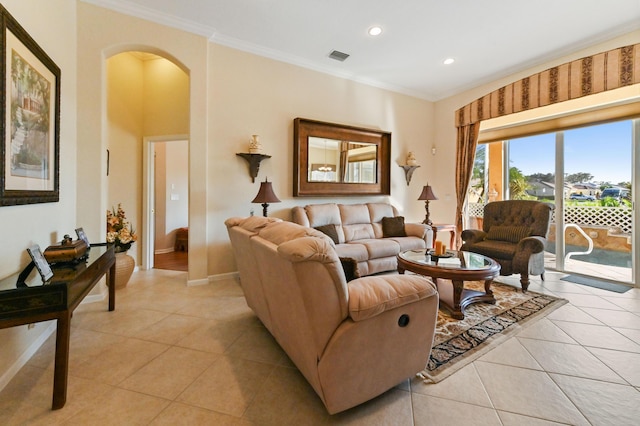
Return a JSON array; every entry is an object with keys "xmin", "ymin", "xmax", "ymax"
[
  {"xmin": 470, "ymin": 119, "xmax": 636, "ymax": 285},
  {"xmin": 561, "ymin": 121, "xmax": 633, "ymax": 283}
]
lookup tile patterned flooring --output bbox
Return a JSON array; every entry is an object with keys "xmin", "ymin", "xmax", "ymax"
[{"xmin": 1, "ymin": 269, "xmax": 640, "ymax": 425}]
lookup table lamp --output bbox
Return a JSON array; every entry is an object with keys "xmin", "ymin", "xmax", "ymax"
[
  {"xmin": 418, "ymin": 184, "xmax": 438, "ymax": 225},
  {"xmin": 252, "ymin": 178, "xmax": 281, "ymax": 217}
]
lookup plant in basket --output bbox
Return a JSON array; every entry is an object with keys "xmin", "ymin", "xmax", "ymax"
[{"xmin": 106, "ymin": 203, "xmax": 138, "ymax": 253}]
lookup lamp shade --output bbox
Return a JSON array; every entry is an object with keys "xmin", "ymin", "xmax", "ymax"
[
  {"xmin": 252, "ymin": 179, "xmax": 281, "ymax": 204},
  {"xmin": 418, "ymin": 184, "xmax": 438, "ymax": 201}
]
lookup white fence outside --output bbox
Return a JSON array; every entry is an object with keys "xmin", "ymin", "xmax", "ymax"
[{"xmin": 467, "ymin": 203, "xmax": 633, "ymax": 234}]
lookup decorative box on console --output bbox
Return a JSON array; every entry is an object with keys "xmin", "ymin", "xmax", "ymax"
[{"xmin": 44, "ymin": 235, "xmax": 88, "ymax": 264}]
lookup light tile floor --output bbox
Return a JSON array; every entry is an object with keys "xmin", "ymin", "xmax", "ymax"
[{"xmin": 1, "ymin": 269, "xmax": 640, "ymax": 425}]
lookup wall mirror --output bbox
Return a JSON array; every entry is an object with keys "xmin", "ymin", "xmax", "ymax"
[{"xmin": 294, "ymin": 118, "xmax": 391, "ymax": 196}]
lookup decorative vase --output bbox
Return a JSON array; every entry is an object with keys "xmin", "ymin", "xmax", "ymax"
[{"xmin": 114, "ymin": 251, "xmax": 135, "ymax": 289}]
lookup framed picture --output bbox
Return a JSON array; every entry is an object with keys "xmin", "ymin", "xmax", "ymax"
[
  {"xmin": 26, "ymin": 244, "xmax": 53, "ymax": 283},
  {"xmin": 0, "ymin": 5, "xmax": 60, "ymax": 206},
  {"xmin": 75, "ymin": 227, "xmax": 90, "ymax": 248}
]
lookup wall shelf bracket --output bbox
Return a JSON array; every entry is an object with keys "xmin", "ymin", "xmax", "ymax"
[
  {"xmin": 399, "ymin": 165, "xmax": 420, "ymax": 186},
  {"xmin": 237, "ymin": 153, "xmax": 271, "ymax": 182}
]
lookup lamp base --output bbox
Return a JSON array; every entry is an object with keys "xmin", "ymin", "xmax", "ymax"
[
  {"xmin": 422, "ymin": 200, "xmax": 433, "ymax": 226},
  {"xmin": 262, "ymin": 203, "xmax": 269, "ymax": 217}
]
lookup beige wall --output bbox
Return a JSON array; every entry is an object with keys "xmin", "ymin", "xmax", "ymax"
[
  {"xmin": 77, "ymin": 2, "xmax": 208, "ymax": 281},
  {"xmin": 107, "ymin": 53, "xmax": 189, "ymax": 262},
  {"xmin": 106, "ymin": 53, "xmax": 143, "ymax": 262},
  {"xmin": 207, "ymin": 44, "xmax": 435, "ymax": 274},
  {"xmin": 0, "ymin": 0, "xmax": 77, "ymax": 385}
]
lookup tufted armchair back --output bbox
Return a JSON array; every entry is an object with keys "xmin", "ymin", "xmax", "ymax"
[
  {"xmin": 462, "ymin": 200, "xmax": 553, "ymax": 292},
  {"xmin": 482, "ymin": 200, "xmax": 552, "ymax": 238}
]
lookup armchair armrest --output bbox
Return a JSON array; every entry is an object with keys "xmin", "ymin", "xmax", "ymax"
[
  {"xmin": 516, "ymin": 236, "xmax": 546, "ymax": 254},
  {"xmin": 347, "ymin": 275, "xmax": 437, "ymax": 322},
  {"xmin": 461, "ymin": 229, "xmax": 486, "ymax": 244}
]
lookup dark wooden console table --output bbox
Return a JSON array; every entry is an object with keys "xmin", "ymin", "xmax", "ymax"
[{"xmin": 0, "ymin": 244, "xmax": 116, "ymax": 410}]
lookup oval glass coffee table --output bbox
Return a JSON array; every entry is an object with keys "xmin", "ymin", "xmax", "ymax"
[{"xmin": 397, "ymin": 249, "xmax": 501, "ymax": 319}]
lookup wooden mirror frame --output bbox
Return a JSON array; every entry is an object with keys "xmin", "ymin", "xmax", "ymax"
[{"xmin": 293, "ymin": 118, "xmax": 391, "ymax": 197}]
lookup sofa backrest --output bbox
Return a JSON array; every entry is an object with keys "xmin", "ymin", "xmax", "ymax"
[
  {"xmin": 224, "ymin": 216, "xmax": 282, "ymax": 332},
  {"xmin": 227, "ymin": 217, "xmax": 350, "ymax": 394},
  {"xmin": 292, "ymin": 202, "xmax": 400, "ymax": 243},
  {"xmin": 483, "ymin": 200, "xmax": 553, "ymax": 238}
]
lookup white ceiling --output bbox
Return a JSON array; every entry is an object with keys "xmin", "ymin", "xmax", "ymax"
[{"xmin": 87, "ymin": 0, "xmax": 640, "ymax": 101}]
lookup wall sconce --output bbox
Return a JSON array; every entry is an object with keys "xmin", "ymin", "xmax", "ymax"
[
  {"xmin": 400, "ymin": 151, "xmax": 420, "ymax": 185},
  {"xmin": 252, "ymin": 178, "xmax": 281, "ymax": 217},
  {"xmin": 431, "ymin": 146, "xmax": 437, "ymax": 155},
  {"xmin": 418, "ymin": 183, "xmax": 438, "ymax": 225}
]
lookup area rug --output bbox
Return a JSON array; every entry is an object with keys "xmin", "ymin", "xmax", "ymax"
[{"xmin": 418, "ymin": 281, "xmax": 567, "ymax": 384}]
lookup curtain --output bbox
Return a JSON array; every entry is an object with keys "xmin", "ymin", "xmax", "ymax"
[
  {"xmin": 454, "ymin": 123, "xmax": 480, "ymax": 247},
  {"xmin": 452, "ymin": 43, "xmax": 639, "ymax": 245}
]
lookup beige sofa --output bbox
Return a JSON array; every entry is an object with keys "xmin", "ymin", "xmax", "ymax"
[
  {"xmin": 292, "ymin": 202, "xmax": 433, "ymax": 276},
  {"xmin": 225, "ymin": 216, "xmax": 439, "ymax": 414}
]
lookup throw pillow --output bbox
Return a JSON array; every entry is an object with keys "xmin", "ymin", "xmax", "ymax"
[
  {"xmin": 382, "ymin": 216, "xmax": 406, "ymax": 238},
  {"xmin": 314, "ymin": 224, "xmax": 339, "ymax": 244},
  {"xmin": 486, "ymin": 225, "xmax": 531, "ymax": 244},
  {"xmin": 340, "ymin": 257, "xmax": 360, "ymax": 282}
]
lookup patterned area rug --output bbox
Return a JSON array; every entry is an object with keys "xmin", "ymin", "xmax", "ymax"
[{"xmin": 419, "ymin": 281, "xmax": 567, "ymax": 383}]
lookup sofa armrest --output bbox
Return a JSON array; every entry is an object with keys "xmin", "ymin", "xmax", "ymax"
[
  {"xmin": 347, "ymin": 274, "xmax": 437, "ymax": 322},
  {"xmin": 404, "ymin": 222, "xmax": 433, "ymax": 247},
  {"xmin": 461, "ymin": 229, "xmax": 486, "ymax": 244}
]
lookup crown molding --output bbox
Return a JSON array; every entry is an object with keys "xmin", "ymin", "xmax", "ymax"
[{"xmin": 81, "ymin": 0, "xmax": 216, "ymax": 38}]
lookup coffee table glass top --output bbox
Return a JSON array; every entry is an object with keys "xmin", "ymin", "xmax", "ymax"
[{"xmin": 398, "ymin": 249, "xmax": 494, "ymax": 271}]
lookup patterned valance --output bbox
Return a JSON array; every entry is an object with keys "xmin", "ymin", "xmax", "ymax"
[{"xmin": 455, "ymin": 43, "xmax": 640, "ymax": 127}]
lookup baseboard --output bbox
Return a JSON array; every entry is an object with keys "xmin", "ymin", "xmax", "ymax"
[
  {"xmin": 0, "ymin": 322, "xmax": 56, "ymax": 392},
  {"xmin": 154, "ymin": 248, "xmax": 174, "ymax": 255},
  {"xmin": 187, "ymin": 277, "xmax": 210, "ymax": 286},
  {"xmin": 186, "ymin": 272, "xmax": 238, "ymax": 287},
  {"xmin": 209, "ymin": 272, "xmax": 239, "ymax": 282}
]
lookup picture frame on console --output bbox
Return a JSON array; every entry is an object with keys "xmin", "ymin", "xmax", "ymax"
[{"xmin": 0, "ymin": 6, "xmax": 60, "ymax": 206}]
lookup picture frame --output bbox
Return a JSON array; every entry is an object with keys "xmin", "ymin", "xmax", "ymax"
[
  {"xmin": 26, "ymin": 244, "xmax": 53, "ymax": 283},
  {"xmin": 0, "ymin": 5, "xmax": 60, "ymax": 206},
  {"xmin": 75, "ymin": 227, "xmax": 90, "ymax": 248}
]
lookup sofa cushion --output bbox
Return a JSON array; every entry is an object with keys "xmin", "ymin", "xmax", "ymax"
[
  {"xmin": 335, "ymin": 243, "xmax": 369, "ymax": 262},
  {"xmin": 486, "ymin": 225, "xmax": 531, "ymax": 244},
  {"xmin": 305, "ymin": 203, "xmax": 342, "ymax": 227},
  {"xmin": 359, "ymin": 239, "xmax": 401, "ymax": 259},
  {"xmin": 315, "ymin": 224, "xmax": 340, "ymax": 244},
  {"xmin": 367, "ymin": 203, "xmax": 397, "ymax": 223},
  {"xmin": 381, "ymin": 216, "xmax": 406, "ymax": 238},
  {"xmin": 348, "ymin": 275, "xmax": 436, "ymax": 321},
  {"xmin": 387, "ymin": 236, "xmax": 426, "ymax": 252}
]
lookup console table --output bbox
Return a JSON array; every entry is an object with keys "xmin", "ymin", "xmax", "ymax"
[{"xmin": 0, "ymin": 244, "xmax": 116, "ymax": 410}]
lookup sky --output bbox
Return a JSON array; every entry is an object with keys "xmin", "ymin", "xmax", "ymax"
[{"xmin": 508, "ymin": 120, "xmax": 633, "ymax": 185}]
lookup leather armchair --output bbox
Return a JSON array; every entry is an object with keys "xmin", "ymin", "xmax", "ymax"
[{"xmin": 461, "ymin": 200, "xmax": 553, "ymax": 292}]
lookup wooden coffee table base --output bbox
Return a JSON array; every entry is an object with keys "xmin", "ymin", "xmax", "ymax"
[
  {"xmin": 397, "ymin": 250, "xmax": 501, "ymax": 320},
  {"xmin": 437, "ymin": 279, "xmax": 496, "ymax": 320}
]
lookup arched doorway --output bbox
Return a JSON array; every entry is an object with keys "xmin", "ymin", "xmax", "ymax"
[{"xmin": 106, "ymin": 51, "xmax": 190, "ymax": 272}]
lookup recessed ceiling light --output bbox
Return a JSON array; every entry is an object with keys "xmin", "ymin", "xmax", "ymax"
[
  {"xmin": 368, "ymin": 26, "xmax": 383, "ymax": 36},
  {"xmin": 443, "ymin": 58, "xmax": 455, "ymax": 65}
]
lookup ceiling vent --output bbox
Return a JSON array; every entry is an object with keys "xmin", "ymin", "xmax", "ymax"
[{"xmin": 328, "ymin": 50, "xmax": 350, "ymax": 62}]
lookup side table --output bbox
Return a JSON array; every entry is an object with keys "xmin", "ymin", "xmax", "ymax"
[{"xmin": 431, "ymin": 223, "xmax": 457, "ymax": 250}]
